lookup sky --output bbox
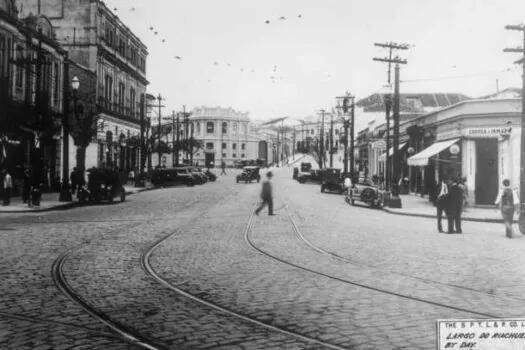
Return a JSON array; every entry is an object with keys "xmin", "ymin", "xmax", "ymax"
[{"xmin": 104, "ymin": 0, "xmax": 525, "ymax": 127}]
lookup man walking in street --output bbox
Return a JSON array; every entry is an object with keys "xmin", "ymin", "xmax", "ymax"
[
  {"xmin": 2, "ymin": 169, "xmax": 13, "ymax": 206},
  {"xmin": 255, "ymin": 171, "xmax": 275, "ymax": 216},
  {"xmin": 220, "ymin": 161, "xmax": 227, "ymax": 175},
  {"xmin": 494, "ymin": 179, "xmax": 520, "ymax": 238},
  {"xmin": 435, "ymin": 177, "xmax": 449, "ymax": 233}
]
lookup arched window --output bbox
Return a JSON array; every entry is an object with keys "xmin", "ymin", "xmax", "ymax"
[
  {"xmin": 196, "ymin": 122, "xmax": 200, "ymax": 134},
  {"xmin": 206, "ymin": 122, "xmax": 214, "ymax": 134},
  {"xmin": 232, "ymin": 122, "xmax": 238, "ymax": 134},
  {"xmin": 222, "ymin": 122, "xmax": 228, "ymax": 134}
]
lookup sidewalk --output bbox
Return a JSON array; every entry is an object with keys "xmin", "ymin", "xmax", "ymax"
[
  {"xmin": 383, "ymin": 193, "xmax": 511, "ymax": 223},
  {"xmin": 0, "ymin": 184, "xmax": 151, "ymax": 213}
]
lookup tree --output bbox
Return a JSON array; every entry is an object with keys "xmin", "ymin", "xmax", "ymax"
[
  {"xmin": 144, "ymin": 123, "xmax": 174, "ymax": 169},
  {"xmin": 174, "ymin": 137, "xmax": 203, "ymax": 165}
]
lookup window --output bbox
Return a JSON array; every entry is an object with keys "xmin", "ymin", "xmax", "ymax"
[
  {"xmin": 206, "ymin": 142, "xmax": 214, "ymax": 149},
  {"xmin": 206, "ymin": 122, "xmax": 214, "ymax": 133},
  {"xmin": 335, "ymin": 129, "xmax": 339, "ymax": 135},
  {"xmin": 130, "ymin": 88, "xmax": 136, "ymax": 118},
  {"xmin": 53, "ymin": 62, "xmax": 59, "ymax": 107},
  {"xmin": 222, "ymin": 153, "xmax": 227, "ymax": 158},
  {"xmin": 15, "ymin": 45, "xmax": 23, "ymax": 90},
  {"xmin": 196, "ymin": 122, "xmax": 200, "ymax": 133},
  {"xmin": 232, "ymin": 122, "xmax": 237, "ymax": 134},
  {"xmin": 222, "ymin": 143, "xmax": 226, "ymax": 149},
  {"xmin": 118, "ymin": 36, "xmax": 126, "ymax": 57},
  {"xmin": 118, "ymin": 82, "xmax": 125, "ymax": 113},
  {"xmin": 232, "ymin": 143, "xmax": 237, "ymax": 150},
  {"xmin": 310, "ymin": 129, "xmax": 314, "ymax": 135},
  {"xmin": 222, "ymin": 122, "xmax": 227, "ymax": 134},
  {"xmin": 104, "ymin": 75, "xmax": 113, "ymax": 106},
  {"xmin": 232, "ymin": 154, "xmax": 237, "ymax": 158},
  {"xmin": 139, "ymin": 57, "xmax": 146, "ymax": 73},
  {"xmin": 241, "ymin": 154, "xmax": 245, "ymax": 158},
  {"xmin": 241, "ymin": 143, "xmax": 245, "ymax": 150}
]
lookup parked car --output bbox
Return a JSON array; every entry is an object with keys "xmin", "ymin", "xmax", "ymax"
[
  {"xmin": 236, "ymin": 166, "xmax": 261, "ymax": 183},
  {"xmin": 204, "ymin": 169, "xmax": 217, "ymax": 181},
  {"xmin": 345, "ymin": 178, "xmax": 382, "ymax": 208},
  {"xmin": 319, "ymin": 168, "xmax": 345, "ymax": 194},
  {"xmin": 151, "ymin": 167, "xmax": 195, "ymax": 187},
  {"xmin": 188, "ymin": 167, "xmax": 208, "ymax": 184},
  {"xmin": 78, "ymin": 167, "xmax": 126, "ymax": 204}
]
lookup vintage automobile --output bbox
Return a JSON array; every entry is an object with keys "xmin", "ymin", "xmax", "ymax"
[
  {"xmin": 78, "ymin": 168, "xmax": 126, "ymax": 204},
  {"xmin": 204, "ymin": 168, "xmax": 217, "ymax": 182},
  {"xmin": 236, "ymin": 166, "xmax": 261, "ymax": 183},
  {"xmin": 151, "ymin": 167, "xmax": 196, "ymax": 187},
  {"xmin": 345, "ymin": 178, "xmax": 382, "ymax": 208},
  {"xmin": 189, "ymin": 167, "xmax": 208, "ymax": 184},
  {"xmin": 297, "ymin": 169, "xmax": 321, "ymax": 184},
  {"xmin": 319, "ymin": 168, "xmax": 345, "ymax": 194}
]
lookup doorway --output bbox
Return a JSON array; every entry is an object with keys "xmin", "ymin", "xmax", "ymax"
[{"xmin": 475, "ymin": 138, "xmax": 498, "ymax": 205}]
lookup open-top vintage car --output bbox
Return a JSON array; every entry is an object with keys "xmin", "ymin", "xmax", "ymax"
[
  {"xmin": 319, "ymin": 168, "xmax": 345, "ymax": 194},
  {"xmin": 345, "ymin": 178, "xmax": 382, "ymax": 208},
  {"xmin": 236, "ymin": 166, "xmax": 261, "ymax": 184}
]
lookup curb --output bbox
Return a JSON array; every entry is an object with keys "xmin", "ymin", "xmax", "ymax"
[
  {"xmin": 382, "ymin": 207, "xmax": 513, "ymax": 224},
  {"xmin": 0, "ymin": 187, "xmax": 153, "ymax": 214}
]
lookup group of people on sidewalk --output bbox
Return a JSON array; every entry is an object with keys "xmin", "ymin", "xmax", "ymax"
[
  {"xmin": 1, "ymin": 168, "xmax": 44, "ymax": 207},
  {"xmin": 435, "ymin": 176, "xmax": 521, "ymax": 238}
]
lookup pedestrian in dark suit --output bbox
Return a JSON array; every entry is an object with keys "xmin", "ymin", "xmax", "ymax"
[
  {"xmin": 446, "ymin": 178, "xmax": 463, "ymax": 233},
  {"xmin": 255, "ymin": 171, "xmax": 274, "ymax": 216},
  {"xmin": 435, "ymin": 178, "xmax": 449, "ymax": 233}
]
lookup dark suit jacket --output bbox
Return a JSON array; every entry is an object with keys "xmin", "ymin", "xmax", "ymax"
[
  {"xmin": 447, "ymin": 183, "xmax": 463, "ymax": 215},
  {"xmin": 260, "ymin": 180, "xmax": 272, "ymax": 200}
]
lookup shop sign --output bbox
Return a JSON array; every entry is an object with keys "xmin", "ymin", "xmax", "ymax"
[{"xmin": 465, "ymin": 127, "xmax": 511, "ymax": 138}]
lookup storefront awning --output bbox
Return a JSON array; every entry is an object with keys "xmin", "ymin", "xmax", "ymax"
[
  {"xmin": 378, "ymin": 142, "xmax": 407, "ymax": 161},
  {"xmin": 407, "ymin": 138, "xmax": 459, "ymax": 166}
]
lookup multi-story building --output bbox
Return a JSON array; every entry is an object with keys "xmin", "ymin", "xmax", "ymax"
[
  {"xmin": 21, "ymin": 0, "xmax": 149, "ymax": 174},
  {"xmin": 0, "ymin": 2, "xmax": 66, "ymax": 192},
  {"xmin": 189, "ymin": 106, "xmax": 274, "ymax": 167}
]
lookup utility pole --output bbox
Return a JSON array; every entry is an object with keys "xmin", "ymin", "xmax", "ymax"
[
  {"xmin": 175, "ymin": 112, "xmax": 180, "ymax": 166},
  {"xmin": 171, "ymin": 110, "xmax": 176, "ymax": 167},
  {"xmin": 59, "ymin": 53, "xmax": 71, "ymax": 201},
  {"xmin": 329, "ymin": 112, "xmax": 334, "ymax": 168},
  {"xmin": 156, "ymin": 94, "xmax": 164, "ymax": 167},
  {"xmin": 183, "ymin": 105, "xmax": 189, "ymax": 164},
  {"xmin": 138, "ymin": 93, "xmax": 145, "ymax": 182},
  {"xmin": 504, "ymin": 24, "xmax": 525, "ymax": 234},
  {"xmin": 349, "ymin": 96, "xmax": 355, "ymax": 180},
  {"xmin": 319, "ymin": 109, "xmax": 326, "ymax": 169},
  {"xmin": 384, "ymin": 95, "xmax": 392, "ymax": 190},
  {"xmin": 373, "ymin": 41, "xmax": 409, "ymax": 207}
]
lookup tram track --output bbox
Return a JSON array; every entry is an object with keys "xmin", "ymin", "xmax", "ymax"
[
  {"xmin": 48, "ymin": 196, "xmax": 207, "ymax": 350},
  {"xmin": 141, "ymin": 193, "xmax": 347, "ymax": 350},
  {"xmin": 245, "ymin": 200, "xmax": 500, "ymax": 319}
]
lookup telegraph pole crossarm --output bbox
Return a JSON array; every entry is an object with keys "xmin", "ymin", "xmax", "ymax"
[{"xmin": 504, "ymin": 23, "xmax": 525, "ymax": 234}]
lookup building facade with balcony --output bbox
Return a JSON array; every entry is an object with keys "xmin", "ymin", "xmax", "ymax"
[
  {"xmin": 21, "ymin": 0, "xmax": 148, "ymax": 174},
  {"xmin": 0, "ymin": 2, "xmax": 66, "ymax": 192}
]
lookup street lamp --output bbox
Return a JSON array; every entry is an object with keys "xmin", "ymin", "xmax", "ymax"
[{"xmin": 59, "ymin": 75, "xmax": 80, "ymax": 201}]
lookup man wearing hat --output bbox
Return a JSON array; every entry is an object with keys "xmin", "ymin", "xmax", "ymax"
[{"xmin": 255, "ymin": 171, "xmax": 275, "ymax": 216}]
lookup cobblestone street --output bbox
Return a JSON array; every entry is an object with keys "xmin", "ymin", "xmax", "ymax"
[{"xmin": 0, "ymin": 168, "xmax": 523, "ymax": 349}]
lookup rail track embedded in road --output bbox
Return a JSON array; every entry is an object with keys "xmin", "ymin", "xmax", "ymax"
[
  {"xmin": 141, "ymin": 193, "xmax": 348, "ymax": 350},
  {"xmin": 52, "ymin": 247, "xmax": 164, "ymax": 350},
  {"xmin": 245, "ymin": 200, "xmax": 500, "ymax": 320}
]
